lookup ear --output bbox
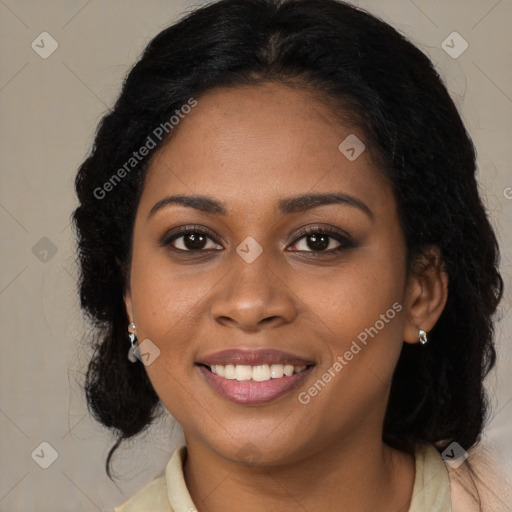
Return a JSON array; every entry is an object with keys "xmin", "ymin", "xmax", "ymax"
[
  {"xmin": 117, "ymin": 256, "xmax": 134, "ymax": 324},
  {"xmin": 124, "ymin": 287, "xmax": 134, "ymax": 324},
  {"xmin": 402, "ymin": 246, "xmax": 448, "ymax": 344}
]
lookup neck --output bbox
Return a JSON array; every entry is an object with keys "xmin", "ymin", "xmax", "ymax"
[{"xmin": 183, "ymin": 433, "xmax": 415, "ymax": 512}]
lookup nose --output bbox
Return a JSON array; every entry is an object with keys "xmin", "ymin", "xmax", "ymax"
[{"xmin": 210, "ymin": 252, "xmax": 297, "ymax": 332}]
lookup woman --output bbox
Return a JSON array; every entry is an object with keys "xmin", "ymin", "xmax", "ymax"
[{"xmin": 72, "ymin": 0, "xmax": 509, "ymax": 510}]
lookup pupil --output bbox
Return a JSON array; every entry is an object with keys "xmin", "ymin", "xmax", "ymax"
[
  {"xmin": 185, "ymin": 233, "xmax": 206, "ymax": 250},
  {"xmin": 307, "ymin": 234, "xmax": 328, "ymax": 251}
]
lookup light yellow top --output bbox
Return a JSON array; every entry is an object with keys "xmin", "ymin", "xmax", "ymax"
[{"xmin": 107, "ymin": 442, "xmax": 457, "ymax": 512}]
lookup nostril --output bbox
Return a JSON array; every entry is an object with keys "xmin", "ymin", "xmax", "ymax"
[{"xmin": 258, "ymin": 316, "xmax": 280, "ymax": 327}]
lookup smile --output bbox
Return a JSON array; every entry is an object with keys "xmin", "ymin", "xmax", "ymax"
[
  {"xmin": 197, "ymin": 363, "xmax": 315, "ymax": 405},
  {"xmin": 208, "ymin": 363, "xmax": 308, "ymax": 381}
]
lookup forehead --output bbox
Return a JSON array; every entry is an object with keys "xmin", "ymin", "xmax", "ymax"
[{"xmin": 140, "ymin": 82, "xmax": 391, "ymax": 219}]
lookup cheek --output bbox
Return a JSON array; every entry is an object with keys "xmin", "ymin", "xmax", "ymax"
[
  {"xmin": 129, "ymin": 237, "xmax": 217, "ymax": 340},
  {"xmin": 305, "ymin": 242, "xmax": 405, "ymax": 334},
  {"xmin": 298, "ymin": 235, "xmax": 407, "ymax": 384},
  {"xmin": 128, "ymin": 246, "xmax": 199, "ymax": 393},
  {"xmin": 288, "ymin": 249, "xmax": 406, "ymax": 441},
  {"xmin": 128, "ymin": 247, "xmax": 210, "ymax": 423}
]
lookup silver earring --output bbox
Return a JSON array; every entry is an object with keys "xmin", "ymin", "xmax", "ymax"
[
  {"xmin": 128, "ymin": 322, "xmax": 138, "ymax": 362},
  {"xmin": 418, "ymin": 329, "xmax": 428, "ymax": 345}
]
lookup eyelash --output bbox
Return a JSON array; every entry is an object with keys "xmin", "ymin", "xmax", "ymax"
[
  {"xmin": 290, "ymin": 226, "xmax": 356, "ymax": 255},
  {"xmin": 160, "ymin": 224, "xmax": 356, "ymax": 256}
]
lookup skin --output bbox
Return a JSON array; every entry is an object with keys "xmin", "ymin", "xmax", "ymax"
[{"xmin": 124, "ymin": 82, "xmax": 448, "ymax": 512}]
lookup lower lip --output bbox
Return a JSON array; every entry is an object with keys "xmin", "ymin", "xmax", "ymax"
[{"xmin": 197, "ymin": 365, "xmax": 314, "ymax": 405}]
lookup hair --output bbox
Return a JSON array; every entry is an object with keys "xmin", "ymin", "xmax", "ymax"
[{"xmin": 72, "ymin": 0, "xmax": 503, "ymax": 486}]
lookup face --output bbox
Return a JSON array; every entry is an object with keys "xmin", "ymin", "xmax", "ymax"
[{"xmin": 125, "ymin": 82, "xmax": 412, "ymax": 465}]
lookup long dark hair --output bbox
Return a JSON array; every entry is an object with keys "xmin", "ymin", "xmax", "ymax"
[{"xmin": 72, "ymin": 0, "xmax": 503, "ymax": 481}]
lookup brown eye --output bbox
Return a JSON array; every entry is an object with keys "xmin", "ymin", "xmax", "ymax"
[
  {"xmin": 294, "ymin": 232, "xmax": 339, "ymax": 252},
  {"xmin": 161, "ymin": 226, "xmax": 223, "ymax": 252},
  {"xmin": 288, "ymin": 227, "xmax": 356, "ymax": 254}
]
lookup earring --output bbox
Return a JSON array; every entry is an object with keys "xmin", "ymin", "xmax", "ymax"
[
  {"xmin": 128, "ymin": 322, "xmax": 138, "ymax": 362},
  {"xmin": 418, "ymin": 329, "xmax": 428, "ymax": 345}
]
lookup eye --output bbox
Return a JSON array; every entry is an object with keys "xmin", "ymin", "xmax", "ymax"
[
  {"xmin": 160, "ymin": 225, "xmax": 355, "ymax": 255},
  {"xmin": 161, "ymin": 225, "xmax": 223, "ymax": 252},
  {"xmin": 288, "ymin": 226, "xmax": 355, "ymax": 254}
]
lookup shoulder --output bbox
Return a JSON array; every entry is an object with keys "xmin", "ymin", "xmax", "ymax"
[
  {"xmin": 107, "ymin": 474, "xmax": 171, "ymax": 512},
  {"xmin": 409, "ymin": 441, "xmax": 512, "ymax": 512},
  {"xmin": 445, "ymin": 441, "xmax": 512, "ymax": 512},
  {"xmin": 105, "ymin": 445, "xmax": 190, "ymax": 512},
  {"xmin": 409, "ymin": 443, "xmax": 452, "ymax": 511}
]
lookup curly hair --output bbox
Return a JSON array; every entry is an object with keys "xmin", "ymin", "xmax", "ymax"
[{"xmin": 72, "ymin": 0, "xmax": 503, "ymax": 480}]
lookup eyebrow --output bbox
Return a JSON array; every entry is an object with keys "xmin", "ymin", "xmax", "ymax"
[{"xmin": 147, "ymin": 192, "xmax": 373, "ymax": 220}]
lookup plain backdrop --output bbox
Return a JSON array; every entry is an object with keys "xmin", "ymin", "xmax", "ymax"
[{"xmin": 1, "ymin": 1, "xmax": 511, "ymax": 510}]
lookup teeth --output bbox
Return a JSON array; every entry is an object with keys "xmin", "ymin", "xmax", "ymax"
[
  {"xmin": 253, "ymin": 364, "xmax": 271, "ymax": 382},
  {"xmin": 283, "ymin": 364, "xmax": 294, "ymax": 376},
  {"xmin": 224, "ymin": 364, "xmax": 236, "ymax": 379},
  {"xmin": 208, "ymin": 363, "xmax": 308, "ymax": 382},
  {"xmin": 235, "ymin": 365, "xmax": 252, "ymax": 381}
]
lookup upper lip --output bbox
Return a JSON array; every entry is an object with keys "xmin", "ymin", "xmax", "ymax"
[{"xmin": 196, "ymin": 348, "xmax": 316, "ymax": 367}]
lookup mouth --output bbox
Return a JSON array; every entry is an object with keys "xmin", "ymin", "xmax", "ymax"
[
  {"xmin": 200, "ymin": 362, "xmax": 313, "ymax": 381},
  {"xmin": 195, "ymin": 348, "xmax": 316, "ymax": 405}
]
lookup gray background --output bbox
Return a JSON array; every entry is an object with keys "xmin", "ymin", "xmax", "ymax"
[{"xmin": 1, "ymin": 1, "xmax": 511, "ymax": 510}]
